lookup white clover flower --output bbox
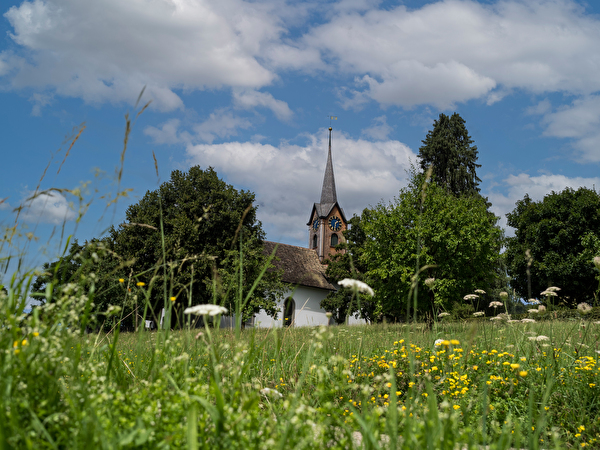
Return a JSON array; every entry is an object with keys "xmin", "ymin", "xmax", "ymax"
[
  {"xmin": 473, "ymin": 311, "xmax": 485, "ymax": 317},
  {"xmin": 184, "ymin": 304, "xmax": 228, "ymax": 316},
  {"xmin": 489, "ymin": 301, "xmax": 504, "ymax": 308},
  {"xmin": 438, "ymin": 312, "xmax": 450, "ymax": 318},
  {"xmin": 338, "ymin": 278, "xmax": 375, "ymax": 297},
  {"xmin": 474, "ymin": 289, "xmax": 486, "ymax": 294},
  {"xmin": 260, "ymin": 388, "xmax": 283, "ymax": 398},
  {"xmin": 521, "ymin": 318, "xmax": 536, "ymax": 323},
  {"xmin": 463, "ymin": 294, "xmax": 479, "ymax": 301},
  {"xmin": 424, "ymin": 278, "xmax": 435, "ymax": 289}
]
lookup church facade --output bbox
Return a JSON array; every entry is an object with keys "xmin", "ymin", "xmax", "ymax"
[{"xmin": 253, "ymin": 128, "xmax": 360, "ymax": 328}]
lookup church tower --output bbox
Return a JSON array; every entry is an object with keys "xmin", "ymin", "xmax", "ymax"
[{"xmin": 307, "ymin": 127, "xmax": 347, "ymax": 262}]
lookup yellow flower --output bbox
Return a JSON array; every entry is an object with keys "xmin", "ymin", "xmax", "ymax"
[
  {"xmin": 32, "ymin": 332, "xmax": 39, "ymax": 337},
  {"xmin": 119, "ymin": 278, "xmax": 125, "ymax": 283},
  {"xmin": 453, "ymin": 405, "xmax": 460, "ymax": 410},
  {"xmin": 519, "ymin": 371, "xmax": 528, "ymax": 377},
  {"xmin": 21, "ymin": 339, "xmax": 28, "ymax": 346},
  {"xmin": 170, "ymin": 296, "xmax": 176, "ymax": 302},
  {"xmin": 450, "ymin": 339, "xmax": 460, "ymax": 345},
  {"xmin": 136, "ymin": 282, "xmax": 145, "ymax": 287},
  {"xmin": 578, "ymin": 425, "xmax": 585, "ymax": 432},
  {"xmin": 510, "ymin": 363, "xmax": 520, "ymax": 370}
]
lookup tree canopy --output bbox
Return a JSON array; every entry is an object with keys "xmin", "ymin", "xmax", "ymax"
[
  {"xmin": 418, "ymin": 113, "xmax": 481, "ymax": 197},
  {"xmin": 505, "ymin": 187, "xmax": 600, "ymax": 307},
  {"xmin": 360, "ymin": 170, "xmax": 503, "ymax": 321}
]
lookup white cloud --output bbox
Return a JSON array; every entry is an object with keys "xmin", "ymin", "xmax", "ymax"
[
  {"xmin": 486, "ymin": 172, "xmax": 600, "ymax": 233},
  {"xmin": 192, "ymin": 110, "xmax": 253, "ymax": 144},
  {"xmin": 539, "ymin": 95, "xmax": 600, "ymax": 162},
  {"xmin": 361, "ymin": 115, "xmax": 392, "ymax": 140},
  {"xmin": 305, "ymin": 0, "xmax": 600, "ymax": 107},
  {"xmin": 232, "ymin": 89, "xmax": 293, "ymax": 121},
  {"xmin": 2, "ymin": 0, "xmax": 281, "ymax": 111},
  {"xmin": 185, "ymin": 130, "xmax": 417, "ymax": 243},
  {"xmin": 144, "ymin": 118, "xmax": 183, "ymax": 145},
  {"xmin": 19, "ymin": 190, "xmax": 77, "ymax": 224}
]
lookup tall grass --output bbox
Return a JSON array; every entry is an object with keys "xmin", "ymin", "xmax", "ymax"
[{"xmin": 1, "ymin": 113, "xmax": 600, "ymax": 448}]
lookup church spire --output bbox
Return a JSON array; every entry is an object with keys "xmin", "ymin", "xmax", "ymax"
[{"xmin": 320, "ymin": 127, "xmax": 337, "ymax": 204}]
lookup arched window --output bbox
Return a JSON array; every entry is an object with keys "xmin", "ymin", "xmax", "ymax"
[
  {"xmin": 283, "ymin": 297, "xmax": 295, "ymax": 327},
  {"xmin": 331, "ymin": 233, "xmax": 338, "ymax": 246},
  {"xmin": 312, "ymin": 234, "xmax": 318, "ymax": 249}
]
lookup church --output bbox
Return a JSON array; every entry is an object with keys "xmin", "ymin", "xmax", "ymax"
[{"xmin": 252, "ymin": 127, "xmax": 360, "ymax": 328}]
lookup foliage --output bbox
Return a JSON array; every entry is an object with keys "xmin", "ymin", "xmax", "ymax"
[
  {"xmin": 360, "ymin": 170, "xmax": 504, "ymax": 321},
  {"xmin": 109, "ymin": 166, "xmax": 281, "ymax": 322},
  {"xmin": 418, "ymin": 112, "xmax": 482, "ymax": 197},
  {"xmin": 321, "ymin": 215, "xmax": 377, "ymax": 324},
  {"xmin": 505, "ymin": 187, "xmax": 600, "ymax": 307}
]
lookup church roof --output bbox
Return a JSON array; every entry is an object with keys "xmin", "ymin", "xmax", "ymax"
[{"xmin": 263, "ymin": 241, "xmax": 336, "ymax": 291}]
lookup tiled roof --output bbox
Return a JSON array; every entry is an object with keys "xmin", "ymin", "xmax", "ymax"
[{"xmin": 263, "ymin": 241, "xmax": 336, "ymax": 291}]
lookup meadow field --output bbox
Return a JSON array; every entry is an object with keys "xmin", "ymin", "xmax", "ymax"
[{"xmin": 2, "ymin": 284, "xmax": 599, "ymax": 449}]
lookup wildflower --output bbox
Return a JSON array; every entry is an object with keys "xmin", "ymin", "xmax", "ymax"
[
  {"xmin": 578, "ymin": 425, "xmax": 585, "ymax": 432},
  {"xmin": 519, "ymin": 371, "xmax": 528, "ymax": 377},
  {"xmin": 546, "ymin": 286, "xmax": 561, "ymax": 292},
  {"xmin": 475, "ymin": 289, "xmax": 486, "ymax": 294},
  {"xmin": 528, "ymin": 298, "xmax": 540, "ymax": 304},
  {"xmin": 32, "ymin": 332, "xmax": 39, "ymax": 337},
  {"xmin": 510, "ymin": 363, "xmax": 520, "ymax": 370},
  {"xmin": 577, "ymin": 302, "xmax": 592, "ymax": 313},
  {"xmin": 473, "ymin": 311, "xmax": 485, "ymax": 317},
  {"xmin": 260, "ymin": 388, "xmax": 283, "ymax": 398},
  {"xmin": 499, "ymin": 291, "xmax": 509, "ymax": 299},
  {"xmin": 338, "ymin": 278, "xmax": 375, "ymax": 296},
  {"xmin": 535, "ymin": 335, "xmax": 549, "ymax": 341},
  {"xmin": 463, "ymin": 294, "xmax": 479, "ymax": 301},
  {"xmin": 453, "ymin": 405, "xmax": 460, "ymax": 410},
  {"xmin": 450, "ymin": 339, "xmax": 460, "ymax": 345},
  {"xmin": 136, "ymin": 282, "xmax": 145, "ymax": 287},
  {"xmin": 521, "ymin": 318, "xmax": 536, "ymax": 323},
  {"xmin": 170, "ymin": 296, "xmax": 176, "ymax": 302},
  {"xmin": 438, "ymin": 312, "xmax": 450, "ymax": 318},
  {"xmin": 118, "ymin": 278, "xmax": 125, "ymax": 283},
  {"xmin": 537, "ymin": 305, "xmax": 546, "ymax": 312},
  {"xmin": 184, "ymin": 304, "xmax": 228, "ymax": 316},
  {"xmin": 489, "ymin": 301, "xmax": 503, "ymax": 308},
  {"xmin": 528, "ymin": 309, "xmax": 538, "ymax": 313},
  {"xmin": 593, "ymin": 256, "xmax": 600, "ymax": 270},
  {"xmin": 424, "ymin": 278, "xmax": 435, "ymax": 289},
  {"xmin": 540, "ymin": 290, "xmax": 557, "ymax": 297},
  {"xmin": 434, "ymin": 339, "xmax": 444, "ymax": 346}
]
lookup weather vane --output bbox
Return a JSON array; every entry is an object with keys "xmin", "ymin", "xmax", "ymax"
[{"xmin": 328, "ymin": 115, "xmax": 337, "ymax": 127}]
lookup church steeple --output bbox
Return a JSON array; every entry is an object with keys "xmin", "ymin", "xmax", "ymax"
[
  {"xmin": 320, "ymin": 128, "xmax": 337, "ymax": 204},
  {"xmin": 307, "ymin": 127, "xmax": 347, "ymax": 263}
]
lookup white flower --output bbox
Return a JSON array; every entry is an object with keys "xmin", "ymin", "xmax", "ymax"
[
  {"xmin": 473, "ymin": 311, "xmax": 485, "ymax": 317},
  {"xmin": 424, "ymin": 278, "xmax": 435, "ymax": 289},
  {"xmin": 540, "ymin": 290, "xmax": 558, "ymax": 297},
  {"xmin": 184, "ymin": 304, "xmax": 228, "ymax": 316},
  {"xmin": 260, "ymin": 388, "xmax": 283, "ymax": 398},
  {"xmin": 535, "ymin": 335, "xmax": 549, "ymax": 341},
  {"xmin": 474, "ymin": 289, "xmax": 486, "ymax": 294},
  {"xmin": 499, "ymin": 292, "xmax": 509, "ymax": 299},
  {"xmin": 489, "ymin": 301, "xmax": 504, "ymax": 308},
  {"xmin": 438, "ymin": 312, "xmax": 450, "ymax": 318},
  {"xmin": 577, "ymin": 302, "xmax": 592, "ymax": 313},
  {"xmin": 528, "ymin": 309, "xmax": 539, "ymax": 314},
  {"xmin": 537, "ymin": 305, "xmax": 546, "ymax": 312},
  {"xmin": 521, "ymin": 318, "xmax": 536, "ymax": 323},
  {"xmin": 547, "ymin": 286, "xmax": 561, "ymax": 292},
  {"xmin": 463, "ymin": 294, "xmax": 479, "ymax": 300},
  {"xmin": 434, "ymin": 339, "xmax": 444, "ymax": 346},
  {"xmin": 338, "ymin": 278, "xmax": 375, "ymax": 297},
  {"xmin": 593, "ymin": 256, "xmax": 600, "ymax": 270},
  {"xmin": 528, "ymin": 298, "xmax": 540, "ymax": 304}
]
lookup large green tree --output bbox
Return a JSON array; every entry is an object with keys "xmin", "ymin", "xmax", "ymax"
[
  {"xmin": 109, "ymin": 166, "xmax": 282, "ymax": 322},
  {"xmin": 418, "ymin": 113, "xmax": 481, "ymax": 197},
  {"xmin": 360, "ymin": 170, "xmax": 503, "ymax": 322},
  {"xmin": 321, "ymin": 214, "xmax": 377, "ymax": 324},
  {"xmin": 505, "ymin": 187, "xmax": 600, "ymax": 307}
]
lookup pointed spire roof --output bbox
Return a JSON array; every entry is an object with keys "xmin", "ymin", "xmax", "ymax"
[{"xmin": 320, "ymin": 127, "xmax": 337, "ymax": 204}]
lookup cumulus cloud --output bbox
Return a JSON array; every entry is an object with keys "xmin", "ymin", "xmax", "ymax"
[
  {"xmin": 185, "ymin": 130, "xmax": 416, "ymax": 243},
  {"xmin": 2, "ymin": 0, "xmax": 281, "ymax": 111},
  {"xmin": 486, "ymin": 173, "xmax": 600, "ymax": 233},
  {"xmin": 19, "ymin": 190, "xmax": 77, "ymax": 225},
  {"xmin": 362, "ymin": 115, "xmax": 393, "ymax": 140},
  {"xmin": 232, "ymin": 89, "xmax": 293, "ymax": 121}
]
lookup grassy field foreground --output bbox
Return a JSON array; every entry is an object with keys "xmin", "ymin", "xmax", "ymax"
[{"xmin": 2, "ymin": 282, "xmax": 600, "ymax": 449}]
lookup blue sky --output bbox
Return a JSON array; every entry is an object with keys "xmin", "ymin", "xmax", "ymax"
[{"xmin": 2, "ymin": 0, "xmax": 600, "ymax": 276}]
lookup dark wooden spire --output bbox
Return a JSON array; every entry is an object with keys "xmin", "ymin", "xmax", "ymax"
[{"xmin": 320, "ymin": 127, "xmax": 337, "ymax": 205}]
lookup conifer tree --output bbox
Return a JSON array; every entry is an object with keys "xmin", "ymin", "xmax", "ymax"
[{"xmin": 418, "ymin": 113, "xmax": 481, "ymax": 197}]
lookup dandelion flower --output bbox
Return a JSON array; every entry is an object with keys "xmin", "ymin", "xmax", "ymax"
[
  {"xmin": 118, "ymin": 278, "xmax": 125, "ymax": 283},
  {"xmin": 170, "ymin": 296, "xmax": 176, "ymax": 302},
  {"xmin": 519, "ymin": 371, "xmax": 528, "ymax": 377},
  {"xmin": 184, "ymin": 304, "xmax": 228, "ymax": 316},
  {"xmin": 450, "ymin": 339, "xmax": 460, "ymax": 345},
  {"xmin": 510, "ymin": 363, "xmax": 520, "ymax": 370},
  {"xmin": 136, "ymin": 281, "xmax": 145, "ymax": 287},
  {"xmin": 338, "ymin": 278, "xmax": 375, "ymax": 296}
]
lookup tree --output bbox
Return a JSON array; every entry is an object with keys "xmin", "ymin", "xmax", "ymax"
[
  {"xmin": 321, "ymin": 214, "xmax": 377, "ymax": 324},
  {"xmin": 360, "ymin": 170, "xmax": 503, "ymax": 322},
  {"xmin": 505, "ymin": 187, "xmax": 600, "ymax": 307},
  {"xmin": 110, "ymin": 166, "xmax": 281, "ymax": 323},
  {"xmin": 418, "ymin": 113, "xmax": 481, "ymax": 197}
]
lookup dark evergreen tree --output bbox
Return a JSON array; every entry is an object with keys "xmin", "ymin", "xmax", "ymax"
[{"xmin": 418, "ymin": 113, "xmax": 481, "ymax": 197}]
